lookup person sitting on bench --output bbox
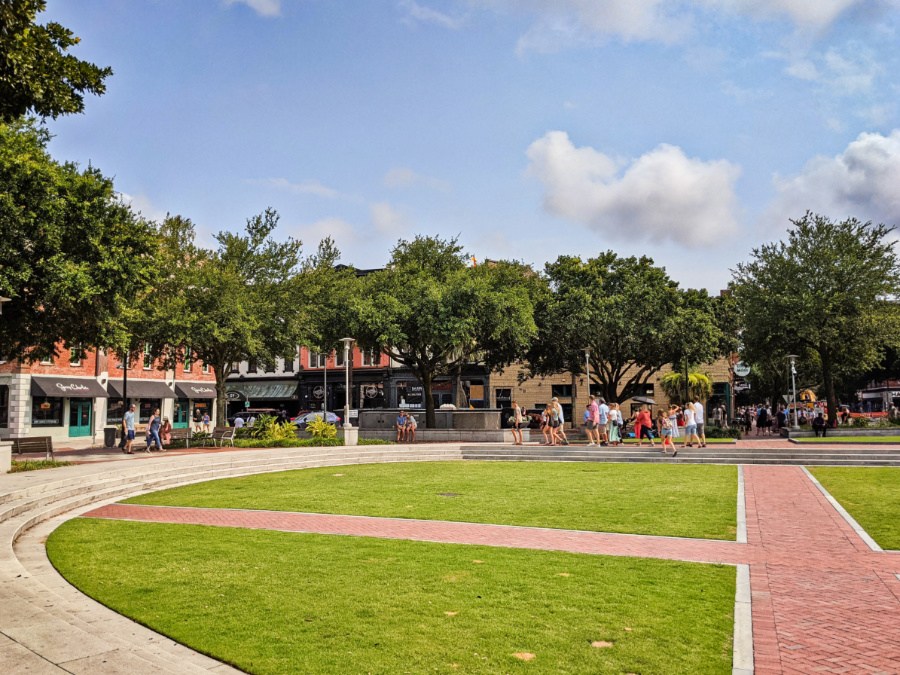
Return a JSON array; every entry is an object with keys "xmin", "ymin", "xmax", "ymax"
[{"xmin": 812, "ymin": 413, "xmax": 827, "ymax": 437}]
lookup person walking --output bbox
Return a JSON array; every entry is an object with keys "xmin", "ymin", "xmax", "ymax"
[
  {"xmin": 193, "ymin": 408, "xmax": 202, "ymax": 433},
  {"xmin": 233, "ymin": 415, "xmax": 245, "ymax": 430},
  {"xmin": 682, "ymin": 402, "xmax": 701, "ymax": 448},
  {"xmin": 551, "ymin": 398, "xmax": 569, "ymax": 445},
  {"xmin": 540, "ymin": 406, "xmax": 551, "ymax": 445},
  {"xmin": 123, "ymin": 404, "xmax": 136, "ymax": 454},
  {"xmin": 693, "ymin": 397, "xmax": 707, "ymax": 448},
  {"xmin": 658, "ymin": 410, "xmax": 677, "ymax": 456},
  {"xmin": 548, "ymin": 403, "xmax": 561, "ymax": 446},
  {"xmin": 632, "ymin": 406, "xmax": 656, "ymax": 448},
  {"xmin": 608, "ymin": 403, "xmax": 622, "ymax": 446},
  {"xmin": 146, "ymin": 408, "xmax": 165, "ymax": 452},
  {"xmin": 511, "ymin": 400, "xmax": 524, "ymax": 446},
  {"xmin": 587, "ymin": 395, "xmax": 601, "ymax": 446},
  {"xmin": 667, "ymin": 405, "xmax": 681, "ymax": 440},
  {"xmin": 755, "ymin": 405, "xmax": 768, "ymax": 436},
  {"xmin": 597, "ymin": 398, "xmax": 610, "ymax": 446}
]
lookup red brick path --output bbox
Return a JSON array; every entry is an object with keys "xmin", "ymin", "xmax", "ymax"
[{"xmin": 83, "ymin": 465, "xmax": 900, "ymax": 674}]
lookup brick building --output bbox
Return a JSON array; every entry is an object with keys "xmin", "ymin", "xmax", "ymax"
[{"xmin": 0, "ymin": 346, "xmax": 216, "ymax": 447}]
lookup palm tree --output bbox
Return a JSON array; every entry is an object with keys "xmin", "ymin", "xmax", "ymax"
[{"xmin": 660, "ymin": 369, "xmax": 713, "ymax": 406}]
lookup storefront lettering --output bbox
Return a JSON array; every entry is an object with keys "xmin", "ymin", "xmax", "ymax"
[
  {"xmin": 190, "ymin": 386, "xmax": 215, "ymax": 395},
  {"xmin": 54, "ymin": 382, "xmax": 91, "ymax": 394}
]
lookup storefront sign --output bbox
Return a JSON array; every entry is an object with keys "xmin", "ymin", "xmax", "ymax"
[
  {"xmin": 187, "ymin": 385, "xmax": 216, "ymax": 396},
  {"xmin": 734, "ymin": 362, "xmax": 751, "ymax": 377},
  {"xmin": 226, "ymin": 391, "xmax": 242, "ymax": 401},
  {"xmin": 54, "ymin": 382, "xmax": 92, "ymax": 394}
]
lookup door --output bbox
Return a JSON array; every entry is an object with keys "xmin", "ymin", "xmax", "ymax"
[
  {"xmin": 68, "ymin": 399, "xmax": 92, "ymax": 437},
  {"xmin": 173, "ymin": 399, "xmax": 189, "ymax": 429}
]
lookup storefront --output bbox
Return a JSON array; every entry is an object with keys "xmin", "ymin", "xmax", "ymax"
[
  {"xmin": 106, "ymin": 379, "xmax": 174, "ymax": 425},
  {"xmin": 225, "ymin": 381, "xmax": 300, "ymax": 419},
  {"xmin": 30, "ymin": 376, "xmax": 110, "ymax": 440},
  {"xmin": 173, "ymin": 382, "xmax": 217, "ymax": 429}
]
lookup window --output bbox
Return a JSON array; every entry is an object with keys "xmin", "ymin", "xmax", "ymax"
[
  {"xmin": 183, "ymin": 355, "xmax": 191, "ymax": 373},
  {"xmin": 308, "ymin": 352, "xmax": 326, "ymax": 368},
  {"xmin": 362, "ymin": 349, "xmax": 378, "ymax": 366},
  {"xmin": 143, "ymin": 344, "xmax": 152, "ymax": 370},
  {"xmin": 0, "ymin": 384, "xmax": 8, "ymax": 428},
  {"xmin": 106, "ymin": 398, "xmax": 128, "ymax": 425},
  {"xmin": 247, "ymin": 359, "xmax": 257, "ymax": 374},
  {"xmin": 139, "ymin": 398, "xmax": 162, "ymax": 424},
  {"xmin": 203, "ymin": 363, "xmax": 211, "ymax": 375},
  {"xmin": 643, "ymin": 384, "xmax": 655, "ymax": 396},
  {"xmin": 40, "ymin": 357, "xmax": 53, "ymax": 365},
  {"xmin": 231, "ymin": 362, "xmax": 240, "ymax": 373},
  {"xmin": 551, "ymin": 384, "xmax": 573, "ymax": 398},
  {"xmin": 496, "ymin": 388, "xmax": 512, "ymax": 406},
  {"xmin": 32, "ymin": 397, "xmax": 63, "ymax": 427},
  {"xmin": 335, "ymin": 351, "xmax": 344, "ymax": 367},
  {"xmin": 69, "ymin": 346, "xmax": 82, "ymax": 367},
  {"xmin": 284, "ymin": 357, "xmax": 294, "ymax": 372}
]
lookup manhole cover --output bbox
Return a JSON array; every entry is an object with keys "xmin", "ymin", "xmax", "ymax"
[{"xmin": 438, "ymin": 493, "xmax": 460, "ymax": 497}]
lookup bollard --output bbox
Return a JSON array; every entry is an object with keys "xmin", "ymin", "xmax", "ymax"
[{"xmin": 0, "ymin": 441, "xmax": 11, "ymax": 474}]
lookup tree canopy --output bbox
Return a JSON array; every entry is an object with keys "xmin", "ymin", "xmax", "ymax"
[
  {"xmin": 526, "ymin": 252, "xmax": 727, "ymax": 403},
  {"xmin": 0, "ymin": 119, "xmax": 155, "ymax": 361},
  {"xmin": 0, "ymin": 0, "xmax": 112, "ymax": 122},
  {"xmin": 732, "ymin": 212, "xmax": 900, "ymax": 424},
  {"xmin": 352, "ymin": 235, "xmax": 537, "ymax": 426}
]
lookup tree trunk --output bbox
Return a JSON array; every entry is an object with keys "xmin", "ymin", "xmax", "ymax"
[
  {"xmin": 215, "ymin": 365, "xmax": 228, "ymax": 427},
  {"xmin": 571, "ymin": 371, "xmax": 579, "ymax": 430},
  {"xmin": 422, "ymin": 370, "xmax": 436, "ymax": 428},
  {"xmin": 821, "ymin": 351, "xmax": 838, "ymax": 426}
]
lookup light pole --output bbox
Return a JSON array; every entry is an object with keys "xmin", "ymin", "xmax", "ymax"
[
  {"xmin": 340, "ymin": 338, "xmax": 355, "ymax": 429},
  {"xmin": 787, "ymin": 354, "xmax": 800, "ymax": 431}
]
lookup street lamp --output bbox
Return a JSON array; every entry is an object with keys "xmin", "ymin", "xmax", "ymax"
[
  {"xmin": 340, "ymin": 338, "xmax": 355, "ymax": 429},
  {"xmin": 787, "ymin": 354, "xmax": 800, "ymax": 431},
  {"xmin": 584, "ymin": 347, "xmax": 592, "ymax": 398}
]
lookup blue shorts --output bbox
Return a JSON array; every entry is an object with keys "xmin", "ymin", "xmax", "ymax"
[
  {"xmin": 685, "ymin": 424, "xmax": 697, "ymax": 436},
  {"xmin": 127, "ymin": 430, "xmax": 135, "ymax": 440},
  {"xmin": 661, "ymin": 428, "xmax": 671, "ymax": 436}
]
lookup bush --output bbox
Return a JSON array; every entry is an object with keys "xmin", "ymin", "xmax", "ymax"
[
  {"xmin": 306, "ymin": 415, "xmax": 337, "ymax": 440},
  {"xmin": 249, "ymin": 415, "xmax": 298, "ymax": 442},
  {"xmin": 233, "ymin": 438, "xmax": 343, "ymax": 448},
  {"xmin": 358, "ymin": 438, "xmax": 395, "ymax": 445},
  {"xmin": 704, "ymin": 426, "xmax": 743, "ymax": 440},
  {"xmin": 851, "ymin": 416, "xmax": 870, "ymax": 428}
]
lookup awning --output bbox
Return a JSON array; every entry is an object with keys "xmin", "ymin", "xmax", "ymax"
[
  {"xmin": 226, "ymin": 381, "xmax": 299, "ymax": 401},
  {"xmin": 106, "ymin": 379, "xmax": 174, "ymax": 399},
  {"xmin": 31, "ymin": 376, "xmax": 109, "ymax": 398},
  {"xmin": 174, "ymin": 382, "xmax": 217, "ymax": 399}
]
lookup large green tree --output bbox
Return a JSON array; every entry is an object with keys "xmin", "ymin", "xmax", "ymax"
[
  {"xmin": 732, "ymin": 212, "xmax": 900, "ymax": 424},
  {"xmin": 352, "ymin": 236, "xmax": 538, "ymax": 426},
  {"xmin": 147, "ymin": 210, "xmax": 308, "ymax": 423},
  {"xmin": 526, "ymin": 252, "xmax": 725, "ymax": 404},
  {"xmin": 1, "ymin": 0, "xmax": 112, "ymax": 122},
  {"xmin": 0, "ymin": 119, "xmax": 155, "ymax": 361}
]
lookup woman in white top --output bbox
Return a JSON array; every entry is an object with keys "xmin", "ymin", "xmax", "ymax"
[
  {"xmin": 511, "ymin": 401, "xmax": 524, "ymax": 446},
  {"xmin": 668, "ymin": 406, "xmax": 681, "ymax": 438},
  {"xmin": 682, "ymin": 403, "xmax": 701, "ymax": 448}
]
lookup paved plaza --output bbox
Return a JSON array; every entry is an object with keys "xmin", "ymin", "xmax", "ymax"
[{"xmin": 3, "ymin": 444, "xmax": 900, "ymax": 673}]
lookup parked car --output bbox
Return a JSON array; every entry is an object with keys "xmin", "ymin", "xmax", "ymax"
[
  {"xmin": 291, "ymin": 411, "xmax": 341, "ymax": 428},
  {"xmin": 227, "ymin": 408, "xmax": 280, "ymax": 426}
]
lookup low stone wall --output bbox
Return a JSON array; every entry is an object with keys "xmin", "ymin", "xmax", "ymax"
[
  {"xmin": 782, "ymin": 427, "xmax": 900, "ymax": 438},
  {"xmin": 358, "ymin": 409, "xmax": 501, "ymax": 431},
  {"xmin": 361, "ymin": 429, "xmax": 529, "ymax": 443}
]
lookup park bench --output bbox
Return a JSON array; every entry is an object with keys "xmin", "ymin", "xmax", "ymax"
[
  {"xmin": 202, "ymin": 427, "xmax": 235, "ymax": 448},
  {"xmin": 167, "ymin": 428, "xmax": 193, "ymax": 448},
  {"xmin": 12, "ymin": 436, "xmax": 54, "ymax": 459}
]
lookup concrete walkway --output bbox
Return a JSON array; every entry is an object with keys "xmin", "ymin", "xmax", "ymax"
[{"xmin": 5, "ymin": 446, "xmax": 900, "ymax": 673}]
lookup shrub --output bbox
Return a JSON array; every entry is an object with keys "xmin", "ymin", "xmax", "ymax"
[
  {"xmin": 233, "ymin": 438, "xmax": 342, "ymax": 448},
  {"xmin": 249, "ymin": 415, "xmax": 299, "ymax": 442},
  {"xmin": 10, "ymin": 459, "xmax": 71, "ymax": 473},
  {"xmin": 358, "ymin": 438, "xmax": 395, "ymax": 445},
  {"xmin": 306, "ymin": 415, "xmax": 337, "ymax": 440},
  {"xmin": 851, "ymin": 416, "xmax": 870, "ymax": 428},
  {"xmin": 704, "ymin": 426, "xmax": 743, "ymax": 440}
]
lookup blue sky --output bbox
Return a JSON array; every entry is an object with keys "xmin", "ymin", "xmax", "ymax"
[{"xmin": 44, "ymin": 0, "xmax": 900, "ymax": 292}]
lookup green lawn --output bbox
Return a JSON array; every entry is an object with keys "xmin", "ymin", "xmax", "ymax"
[
  {"xmin": 809, "ymin": 467, "xmax": 900, "ymax": 549},
  {"xmin": 48, "ymin": 519, "xmax": 736, "ymax": 675},
  {"xmin": 125, "ymin": 461, "xmax": 738, "ymax": 540},
  {"xmin": 796, "ymin": 436, "xmax": 900, "ymax": 443}
]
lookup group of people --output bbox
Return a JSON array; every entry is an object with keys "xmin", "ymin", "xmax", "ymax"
[
  {"xmin": 120, "ymin": 405, "xmax": 172, "ymax": 454},
  {"xmin": 192, "ymin": 409, "xmax": 212, "ymax": 433},
  {"xmin": 395, "ymin": 410, "xmax": 418, "ymax": 443}
]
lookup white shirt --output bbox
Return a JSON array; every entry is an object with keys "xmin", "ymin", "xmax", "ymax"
[
  {"xmin": 683, "ymin": 407, "xmax": 696, "ymax": 425},
  {"xmin": 248, "ymin": 416, "xmax": 255, "ymax": 427},
  {"xmin": 233, "ymin": 417, "xmax": 244, "ymax": 429},
  {"xmin": 693, "ymin": 401, "xmax": 704, "ymax": 423},
  {"xmin": 555, "ymin": 403, "xmax": 565, "ymax": 423}
]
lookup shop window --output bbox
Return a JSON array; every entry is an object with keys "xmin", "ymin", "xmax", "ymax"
[
  {"xmin": 143, "ymin": 344, "xmax": 153, "ymax": 370},
  {"xmin": 335, "ymin": 351, "xmax": 345, "ymax": 367},
  {"xmin": 32, "ymin": 397, "xmax": 63, "ymax": 427},
  {"xmin": 247, "ymin": 359, "xmax": 257, "ymax": 373},
  {"xmin": 551, "ymin": 384, "xmax": 573, "ymax": 398},
  {"xmin": 231, "ymin": 362, "xmax": 240, "ymax": 373},
  {"xmin": 0, "ymin": 384, "xmax": 8, "ymax": 428},
  {"xmin": 139, "ymin": 398, "xmax": 162, "ymax": 424},
  {"xmin": 106, "ymin": 398, "xmax": 129, "ymax": 425}
]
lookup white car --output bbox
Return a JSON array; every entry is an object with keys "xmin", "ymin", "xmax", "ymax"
[{"xmin": 291, "ymin": 411, "xmax": 341, "ymax": 427}]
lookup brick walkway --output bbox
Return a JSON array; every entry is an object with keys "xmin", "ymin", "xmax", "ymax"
[{"xmin": 83, "ymin": 465, "xmax": 900, "ymax": 674}]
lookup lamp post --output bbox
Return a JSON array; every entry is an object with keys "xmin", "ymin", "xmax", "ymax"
[
  {"xmin": 787, "ymin": 354, "xmax": 800, "ymax": 431},
  {"xmin": 340, "ymin": 338, "xmax": 355, "ymax": 429}
]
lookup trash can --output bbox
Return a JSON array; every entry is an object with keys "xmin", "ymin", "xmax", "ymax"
[{"xmin": 103, "ymin": 427, "xmax": 118, "ymax": 448}]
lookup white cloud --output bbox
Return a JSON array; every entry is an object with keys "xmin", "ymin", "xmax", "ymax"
[
  {"xmin": 526, "ymin": 131, "xmax": 742, "ymax": 246},
  {"xmin": 118, "ymin": 192, "xmax": 168, "ymax": 224},
  {"xmin": 700, "ymin": 0, "xmax": 864, "ymax": 28},
  {"xmin": 370, "ymin": 202, "xmax": 414, "ymax": 236},
  {"xmin": 383, "ymin": 167, "xmax": 451, "ymax": 192},
  {"xmin": 399, "ymin": 1, "xmax": 466, "ymax": 28},
  {"xmin": 764, "ymin": 129, "xmax": 900, "ymax": 229},
  {"xmin": 256, "ymin": 177, "xmax": 354, "ymax": 200},
  {"xmin": 783, "ymin": 44, "xmax": 883, "ymax": 95},
  {"xmin": 223, "ymin": 0, "xmax": 281, "ymax": 18}
]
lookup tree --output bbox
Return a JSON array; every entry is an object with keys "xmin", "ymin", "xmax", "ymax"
[
  {"xmin": 0, "ymin": 0, "xmax": 112, "ymax": 122},
  {"xmin": 659, "ymin": 370, "xmax": 713, "ymax": 406},
  {"xmin": 147, "ymin": 210, "xmax": 308, "ymax": 423},
  {"xmin": 732, "ymin": 212, "xmax": 900, "ymax": 425},
  {"xmin": 0, "ymin": 119, "xmax": 155, "ymax": 361},
  {"xmin": 526, "ymin": 252, "xmax": 725, "ymax": 403},
  {"xmin": 352, "ymin": 236, "xmax": 538, "ymax": 427}
]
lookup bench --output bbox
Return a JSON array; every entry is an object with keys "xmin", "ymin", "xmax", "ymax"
[
  {"xmin": 202, "ymin": 427, "xmax": 235, "ymax": 448},
  {"xmin": 167, "ymin": 428, "xmax": 193, "ymax": 448},
  {"xmin": 12, "ymin": 436, "xmax": 54, "ymax": 459}
]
